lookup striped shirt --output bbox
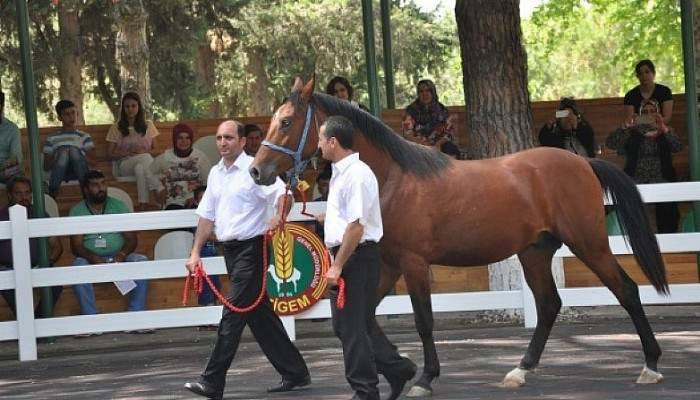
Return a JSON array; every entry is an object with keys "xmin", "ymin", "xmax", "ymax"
[{"xmin": 43, "ymin": 130, "xmax": 94, "ymax": 155}]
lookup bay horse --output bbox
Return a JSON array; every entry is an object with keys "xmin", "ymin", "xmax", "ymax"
[{"xmin": 249, "ymin": 77, "xmax": 668, "ymax": 396}]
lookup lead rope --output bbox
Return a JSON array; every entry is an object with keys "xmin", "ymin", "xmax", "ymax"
[{"xmin": 182, "ymin": 185, "xmax": 346, "ymax": 311}]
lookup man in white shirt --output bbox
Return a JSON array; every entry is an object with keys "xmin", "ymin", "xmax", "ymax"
[
  {"xmin": 318, "ymin": 116, "xmax": 416, "ymax": 400},
  {"xmin": 184, "ymin": 120, "xmax": 310, "ymax": 400}
]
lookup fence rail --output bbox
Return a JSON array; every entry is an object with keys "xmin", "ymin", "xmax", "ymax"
[{"xmin": 2, "ymin": 183, "xmax": 700, "ymax": 361}]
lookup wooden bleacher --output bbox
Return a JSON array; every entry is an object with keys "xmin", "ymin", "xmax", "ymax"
[{"xmin": 1, "ymin": 96, "xmax": 696, "ymax": 321}]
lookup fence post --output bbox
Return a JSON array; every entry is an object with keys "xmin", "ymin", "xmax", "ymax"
[
  {"xmin": 520, "ymin": 267, "xmax": 537, "ymax": 328},
  {"xmin": 281, "ymin": 316, "xmax": 296, "ymax": 341},
  {"xmin": 10, "ymin": 205, "xmax": 37, "ymax": 361}
]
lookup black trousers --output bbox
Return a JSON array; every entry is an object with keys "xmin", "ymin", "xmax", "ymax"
[
  {"xmin": 201, "ymin": 236, "xmax": 308, "ymax": 394},
  {"xmin": 330, "ymin": 242, "xmax": 382, "ymax": 400}
]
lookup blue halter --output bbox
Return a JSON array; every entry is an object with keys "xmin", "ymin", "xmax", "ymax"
[{"xmin": 261, "ymin": 103, "xmax": 316, "ymax": 188}]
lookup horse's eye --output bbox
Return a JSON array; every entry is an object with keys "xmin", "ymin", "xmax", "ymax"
[{"xmin": 281, "ymin": 119, "xmax": 291, "ymax": 129}]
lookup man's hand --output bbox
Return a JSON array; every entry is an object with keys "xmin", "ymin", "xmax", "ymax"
[
  {"xmin": 325, "ymin": 264, "xmax": 342, "ymax": 287},
  {"xmin": 185, "ymin": 253, "xmax": 201, "ymax": 273},
  {"xmin": 114, "ymin": 251, "xmax": 128, "ymax": 263}
]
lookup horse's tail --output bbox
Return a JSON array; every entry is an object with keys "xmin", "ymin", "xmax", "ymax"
[{"xmin": 588, "ymin": 158, "xmax": 669, "ymax": 294}]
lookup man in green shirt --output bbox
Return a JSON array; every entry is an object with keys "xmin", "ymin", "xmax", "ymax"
[
  {"xmin": 69, "ymin": 170, "xmax": 151, "ymax": 332},
  {"xmin": 0, "ymin": 92, "xmax": 23, "ymax": 185}
]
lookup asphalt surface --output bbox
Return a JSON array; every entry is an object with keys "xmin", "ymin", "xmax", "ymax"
[{"xmin": 0, "ymin": 308, "xmax": 698, "ymax": 400}]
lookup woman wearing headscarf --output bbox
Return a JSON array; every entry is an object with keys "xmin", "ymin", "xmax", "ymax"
[
  {"xmin": 403, "ymin": 79, "xmax": 455, "ymax": 153},
  {"xmin": 606, "ymin": 98, "xmax": 682, "ymax": 233},
  {"xmin": 106, "ymin": 92, "xmax": 160, "ymax": 211},
  {"xmin": 150, "ymin": 123, "xmax": 212, "ymax": 210}
]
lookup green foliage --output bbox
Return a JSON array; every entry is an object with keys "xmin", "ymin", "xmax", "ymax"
[
  {"xmin": 1, "ymin": 0, "xmax": 689, "ymax": 128},
  {"xmin": 215, "ymin": 0, "xmax": 460, "ymax": 115},
  {"xmin": 523, "ymin": 0, "xmax": 684, "ymax": 101}
]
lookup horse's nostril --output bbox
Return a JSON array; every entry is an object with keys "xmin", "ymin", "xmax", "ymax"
[{"xmin": 250, "ymin": 167, "xmax": 260, "ymax": 181}]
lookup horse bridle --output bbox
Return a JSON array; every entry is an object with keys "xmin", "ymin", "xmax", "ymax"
[{"xmin": 261, "ymin": 102, "xmax": 318, "ymax": 188}]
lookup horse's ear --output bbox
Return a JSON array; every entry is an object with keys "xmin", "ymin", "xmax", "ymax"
[
  {"xmin": 292, "ymin": 76, "xmax": 304, "ymax": 92},
  {"xmin": 300, "ymin": 75, "xmax": 315, "ymax": 103}
]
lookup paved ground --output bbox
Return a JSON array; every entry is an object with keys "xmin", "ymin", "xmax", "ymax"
[{"xmin": 0, "ymin": 307, "xmax": 699, "ymax": 400}]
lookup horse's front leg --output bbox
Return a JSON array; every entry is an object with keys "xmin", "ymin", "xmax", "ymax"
[{"xmin": 402, "ymin": 258, "xmax": 439, "ymax": 398}]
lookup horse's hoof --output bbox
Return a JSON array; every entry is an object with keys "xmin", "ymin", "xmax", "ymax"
[
  {"xmin": 502, "ymin": 367, "xmax": 528, "ymax": 388},
  {"xmin": 405, "ymin": 384, "xmax": 432, "ymax": 397},
  {"xmin": 636, "ymin": 365, "xmax": 663, "ymax": 384}
]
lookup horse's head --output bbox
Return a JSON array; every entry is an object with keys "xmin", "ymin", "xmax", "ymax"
[{"xmin": 249, "ymin": 77, "xmax": 321, "ymax": 186}]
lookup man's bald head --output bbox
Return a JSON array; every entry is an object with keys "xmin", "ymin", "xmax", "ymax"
[
  {"xmin": 216, "ymin": 120, "xmax": 247, "ymax": 163},
  {"xmin": 217, "ymin": 120, "xmax": 244, "ymax": 138}
]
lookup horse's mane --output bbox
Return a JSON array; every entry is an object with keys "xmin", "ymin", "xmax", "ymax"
[{"xmin": 290, "ymin": 91, "xmax": 450, "ymax": 177}]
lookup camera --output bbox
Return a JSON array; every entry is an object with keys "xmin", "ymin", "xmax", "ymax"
[{"xmin": 555, "ymin": 110, "xmax": 570, "ymax": 119}]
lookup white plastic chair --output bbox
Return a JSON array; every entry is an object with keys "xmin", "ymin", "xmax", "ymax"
[
  {"xmin": 154, "ymin": 231, "xmax": 194, "ymax": 260},
  {"xmin": 112, "ymin": 161, "xmax": 136, "ymax": 183},
  {"xmin": 107, "ymin": 186, "xmax": 134, "ymax": 213},
  {"xmin": 43, "ymin": 194, "xmax": 59, "ymax": 218},
  {"xmin": 193, "ymin": 135, "xmax": 220, "ymax": 165}
]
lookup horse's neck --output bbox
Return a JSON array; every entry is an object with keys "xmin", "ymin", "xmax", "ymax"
[{"xmin": 354, "ymin": 133, "xmax": 397, "ymax": 188}]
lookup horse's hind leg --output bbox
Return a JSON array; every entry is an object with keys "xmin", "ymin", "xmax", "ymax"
[
  {"xmin": 575, "ymin": 248, "xmax": 663, "ymax": 384},
  {"xmin": 399, "ymin": 257, "xmax": 439, "ymax": 398},
  {"xmin": 503, "ymin": 239, "xmax": 561, "ymax": 388}
]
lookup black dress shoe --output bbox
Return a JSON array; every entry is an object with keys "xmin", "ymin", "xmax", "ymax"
[
  {"xmin": 267, "ymin": 375, "xmax": 311, "ymax": 392},
  {"xmin": 184, "ymin": 381, "xmax": 222, "ymax": 399},
  {"xmin": 385, "ymin": 360, "xmax": 417, "ymax": 400}
]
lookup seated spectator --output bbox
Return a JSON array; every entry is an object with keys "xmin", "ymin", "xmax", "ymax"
[
  {"xmin": 313, "ymin": 166, "xmax": 331, "ymax": 202},
  {"xmin": 43, "ymin": 99, "xmax": 95, "ymax": 198},
  {"xmin": 404, "ymin": 79, "xmax": 455, "ymax": 154},
  {"xmin": 244, "ymin": 124, "xmax": 263, "ymax": 156},
  {"xmin": 538, "ymin": 97, "xmax": 595, "ymax": 157},
  {"xmin": 623, "ymin": 59, "xmax": 673, "ymax": 126},
  {"xmin": 0, "ymin": 177, "xmax": 63, "ymax": 319},
  {"xmin": 69, "ymin": 170, "xmax": 152, "ymax": 333},
  {"xmin": 606, "ymin": 99, "xmax": 682, "ymax": 233},
  {"xmin": 0, "ymin": 91, "xmax": 23, "ymax": 186},
  {"xmin": 325, "ymin": 76, "xmax": 368, "ymax": 111},
  {"xmin": 151, "ymin": 123, "xmax": 211, "ymax": 210},
  {"xmin": 106, "ymin": 92, "xmax": 160, "ymax": 211}
]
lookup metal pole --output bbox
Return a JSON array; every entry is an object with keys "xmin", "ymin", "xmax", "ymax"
[
  {"xmin": 680, "ymin": 0, "xmax": 700, "ymax": 279},
  {"xmin": 361, "ymin": 0, "xmax": 381, "ymax": 117},
  {"xmin": 380, "ymin": 0, "xmax": 395, "ymax": 109},
  {"xmin": 16, "ymin": 0, "xmax": 52, "ymax": 317}
]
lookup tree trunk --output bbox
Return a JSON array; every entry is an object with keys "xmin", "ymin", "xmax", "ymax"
[
  {"xmin": 456, "ymin": 0, "xmax": 534, "ymax": 159},
  {"xmin": 246, "ymin": 47, "xmax": 272, "ymax": 115},
  {"xmin": 57, "ymin": 0, "xmax": 84, "ymax": 125},
  {"xmin": 115, "ymin": 0, "xmax": 151, "ymax": 117},
  {"xmin": 455, "ymin": 0, "xmax": 563, "ymax": 312},
  {"xmin": 195, "ymin": 43, "xmax": 220, "ymax": 117}
]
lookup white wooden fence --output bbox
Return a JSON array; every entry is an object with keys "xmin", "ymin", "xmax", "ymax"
[{"xmin": 1, "ymin": 182, "xmax": 700, "ymax": 361}]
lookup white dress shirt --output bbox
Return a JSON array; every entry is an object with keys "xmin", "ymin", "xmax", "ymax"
[
  {"xmin": 196, "ymin": 153, "xmax": 287, "ymax": 241},
  {"xmin": 324, "ymin": 153, "xmax": 383, "ymax": 248}
]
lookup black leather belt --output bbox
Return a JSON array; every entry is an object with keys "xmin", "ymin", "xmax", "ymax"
[
  {"xmin": 330, "ymin": 240, "xmax": 377, "ymax": 255},
  {"xmin": 221, "ymin": 235, "xmax": 262, "ymax": 246}
]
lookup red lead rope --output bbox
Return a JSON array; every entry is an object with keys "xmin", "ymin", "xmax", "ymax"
[
  {"xmin": 182, "ymin": 184, "xmax": 346, "ymax": 312},
  {"xmin": 321, "ymin": 246, "xmax": 345, "ymax": 310},
  {"xmin": 181, "ymin": 232, "xmax": 271, "ymax": 313}
]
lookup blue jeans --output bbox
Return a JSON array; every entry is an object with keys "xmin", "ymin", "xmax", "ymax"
[
  {"xmin": 49, "ymin": 146, "xmax": 88, "ymax": 195},
  {"xmin": 198, "ymin": 241, "xmax": 220, "ymax": 306},
  {"xmin": 72, "ymin": 253, "xmax": 149, "ymax": 315}
]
